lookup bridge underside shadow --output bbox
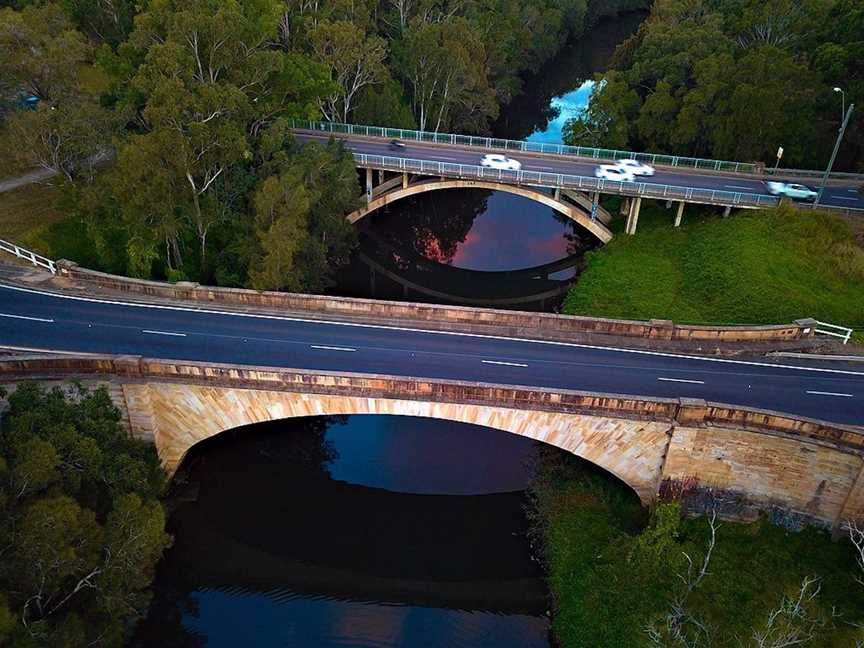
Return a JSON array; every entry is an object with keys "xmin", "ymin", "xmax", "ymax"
[{"xmin": 348, "ymin": 178, "xmax": 614, "ymax": 243}]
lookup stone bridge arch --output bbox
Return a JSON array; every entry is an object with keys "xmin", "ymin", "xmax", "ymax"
[
  {"xmin": 137, "ymin": 383, "xmax": 666, "ymax": 501},
  {"xmin": 348, "ymin": 178, "xmax": 614, "ymax": 243}
]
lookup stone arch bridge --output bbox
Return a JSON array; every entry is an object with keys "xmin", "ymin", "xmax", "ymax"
[{"xmin": 2, "ymin": 354, "xmax": 863, "ymax": 532}]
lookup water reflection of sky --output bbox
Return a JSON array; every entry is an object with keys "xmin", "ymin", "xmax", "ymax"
[
  {"xmin": 326, "ymin": 415, "xmax": 536, "ymax": 495},
  {"xmin": 442, "ymin": 192, "xmax": 578, "ymax": 271},
  {"xmin": 184, "ymin": 589, "xmax": 549, "ymax": 648},
  {"xmin": 526, "ymin": 80, "xmax": 595, "ymax": 144}
]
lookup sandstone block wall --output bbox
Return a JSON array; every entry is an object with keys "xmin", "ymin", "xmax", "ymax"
[
  {"xmin": 2, "ymin": 354, "xmax": 863, "ymax": 528},
  {"xmin": 56, "ymin": 261, "xmax": 812, "ymax": 344}
]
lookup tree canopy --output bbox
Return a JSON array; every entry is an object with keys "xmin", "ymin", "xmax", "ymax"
[{"xmin": 0, "ymin": 383, "xmax": 170, "ymax": 647}]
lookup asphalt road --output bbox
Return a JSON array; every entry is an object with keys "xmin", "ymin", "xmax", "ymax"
[
  {"xmin": 1, "ymin": 284, "xmax": 862, "ymax": 425},
  {"xmin": 295, "ymin": 132, "xmax": 864, "ymax": 211}
]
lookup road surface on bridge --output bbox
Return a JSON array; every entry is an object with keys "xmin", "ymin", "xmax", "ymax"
[
  {"xmin": 0, "ymin": 284, "xmax": 861, "ymax": 425},
  {"xmin": 295, "ymin": 132, "xmax": 864, "ymax": 212}
]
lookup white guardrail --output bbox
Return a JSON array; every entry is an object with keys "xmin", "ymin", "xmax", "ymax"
[
  {"xmin": 0, "ymin": 238, "xmax": 56, "ymax": 274},
  {"xmin": 352, "ymin": 152, "xmax": 780, "ymax": 209},
  {"xmin": 814, "ymin": 321, "xmax": 854, "ymax": 344}
]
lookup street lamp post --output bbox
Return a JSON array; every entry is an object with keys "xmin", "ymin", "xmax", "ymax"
[
  {"xmin": 815, "ymin": 102, "xmax": 854, "ymax": 207},
  {"xmin": 834, "ymin": 87, "xmax": 845, "ymax": 130}
]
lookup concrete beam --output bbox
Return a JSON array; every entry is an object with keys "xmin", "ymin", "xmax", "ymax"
[{"xmin": 674, "ymin": 201, "xmax": 685, "ymax": 227}]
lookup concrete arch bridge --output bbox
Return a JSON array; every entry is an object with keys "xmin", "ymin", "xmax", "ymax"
[{"xmin": 351, "ymin": 174, "xmax": 615, "ymax": 243}]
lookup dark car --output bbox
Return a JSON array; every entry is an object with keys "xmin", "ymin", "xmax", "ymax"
[{"xmin": 389, "ymin": 139, "xmax": 407, "ymax": 151}]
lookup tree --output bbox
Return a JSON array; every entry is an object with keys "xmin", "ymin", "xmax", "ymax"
[
  {"xmin": 0, "ymin": 384, "xmax": 168, "ymax": 646},
  {"xmin": 62, "ymin": 0, "xmax": 137, "ymax": 46},
  {"xmin": 5, "ymin": 96, "xmax": 116, "ymax": 183},
  {"xmin": 0, "ymin": 2, "xmax": 88, "ymax": 103},
  {"xmin": 396, "ymin": 19, "xmax": 497, "ymax": 133},
  {"xmin": 310, "ymin": 20, "xmax": 386, "ymax": 123}
]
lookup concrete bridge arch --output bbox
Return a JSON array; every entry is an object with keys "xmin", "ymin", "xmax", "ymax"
[{"xmin": 348, "ymin": 178, "xmax": 614, "ymax": 243}]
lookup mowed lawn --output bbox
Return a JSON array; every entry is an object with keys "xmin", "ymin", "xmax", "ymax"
[{"xmin": 564, "ymin": 204, "xmax": 864, "ymax": 328}]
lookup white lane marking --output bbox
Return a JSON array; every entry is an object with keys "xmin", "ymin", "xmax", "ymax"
[
  {"xmin": 2, "ymin": 283, "xmax": 864, "ymax": 378},
  {"xmin": 0, "ymin": 345, "xmax": 99, "ymax": 355},
  {"xmin": 310, "ymin": 345, "xmax": 356, "ymax": 352},
  {"xmin": 142, "ymin": 329, "xmax": 187, "ymax": 337},
  {"xmin": 724, "ymin": 185, "xmax": 752, "ymax": 190},
  {"xmin": 658, "ymin": 377, "xmax": 705, "ymax": 384},
  {"xmin": 532, "ymin": 165, "xmax": 555, "ymax": 170},
  {"xmin": 806, "ymin": 390, "xmax": 854, "ymax": 398},
  {"xmin": 832, "ymin": 196, "xmax": 859, "ymax": 201},
  {"xmin": 848, "ymin": 188, "xmax": 859, "ymax": 193},
  {"xmin": 482, "ymin": 359, "xmax": 528, "ymax": 368},
  {"xmin": 0, "ymin": 312, "xmax": 54, "ymax": 323}
]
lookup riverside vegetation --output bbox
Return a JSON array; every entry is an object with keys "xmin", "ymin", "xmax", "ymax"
[
  {"xmin": 0, "ymin": 0, "xmax": 648, "ymax": 290},
  {"xmin": 0, "ymin": 384, "xmax": 169, "ymax": 647},
  {"xmin": 527, "ymin": 447, "xmax": 864, "ymax": 648}
]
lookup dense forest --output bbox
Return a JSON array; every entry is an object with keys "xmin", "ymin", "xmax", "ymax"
[
  {"xmin": 564, "ymin": 0, "xmax": 864, "ymax": 170},
  {"xmin": 0, "ymin": 0, "xmax": 648, "ymax": 289},
  {"xmin": 0, "ymin": 384, "xmax": 169, "ymax": 647}
]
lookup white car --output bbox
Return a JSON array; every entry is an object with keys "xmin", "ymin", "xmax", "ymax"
[
  {"xmin": 480, "ymin": 154, "xmax": 522, "ymax": 171},
  {"xmin": 595, "ymin": 165, "xmax": 636, "ymax": 183},
  {"xmin": 765, "ymin": 182, "xmax": 817, "ymax": 201},
  {"xmin": 614, "ymin": 158, "xmax": 655, "ymax": 176}
]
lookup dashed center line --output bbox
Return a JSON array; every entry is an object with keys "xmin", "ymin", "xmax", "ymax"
[
  {"xmin": 833, "ymin": 196, "xmax": 859, "ymax": 201},
  {"xmin": 724, "ymin": 184, "xmax": 752, "ymax": 190},
  {"xmin": 658, "ymin": 377, "xmax": 705, "ymax": 384},
  {"xmin": 806, "ymin": 390, "xmax": 854, "ymax": 398},
  {"xmin": 142, "ymin": 329, "xmax": 187, "ymax": 337},
  {"xmin": 310, "ymin": 345, "xmax": 357, "ymax": 352},
  {"xmin": 0, "ymin": 312, "xmax": 54, "ymax": 323},
  {"xmin": 482, "ymin": 359, "xmax": 529, "ymax": 368}
]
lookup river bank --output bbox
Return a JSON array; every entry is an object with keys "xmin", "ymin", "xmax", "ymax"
[{"xmin": 527, "ymin": 447, "xmax": 864, "ymax": 647}]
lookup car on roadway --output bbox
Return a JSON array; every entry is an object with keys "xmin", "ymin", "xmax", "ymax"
[
  {"xmin": 613, "ymin": 158, "xmax": 655, "ymax": 176},
  {"xmin": 480, "ymin": 154, "xmax": 522, "ymax": 171},
  {"xmin": 389, "ymin": 139, "xmax": 406, "ymax": 151},
  {"xmin": 764, "ymin": 181, "xmax": 818, "ymax": 201},
  {"xmin": 595, "ymin": 164, "xmax": 636, "ymax": 183}
]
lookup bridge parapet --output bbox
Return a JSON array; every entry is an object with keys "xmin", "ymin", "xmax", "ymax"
[{"xmin": 55, "ymin": 261, "xmax": 817, "ymax": 349}]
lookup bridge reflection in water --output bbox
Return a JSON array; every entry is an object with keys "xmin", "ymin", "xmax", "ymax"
[
  {"xmin": 133, "ymin": 416, "xmax": 580, "ymax": 647},
  {"xmin": 333, "ymin": 188, "xmax": 598, "ymax": 310}
]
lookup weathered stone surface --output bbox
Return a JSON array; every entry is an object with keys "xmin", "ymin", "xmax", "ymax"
[
  {"xmin": 662, "ymin": 426, "xmax": 864, "ymax": 525},
  {"xmin": 140, "ymin": 384, "xmax": 673, "ymax": 500}
]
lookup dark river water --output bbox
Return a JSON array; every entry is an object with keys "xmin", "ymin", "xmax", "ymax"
[
  {"xmin": 137, "ymin": 11, "xmax": 646, "ymax": 647},
  {"xmin": 332, "ymin": 10, "xmax": 646, "ymax": 311}
]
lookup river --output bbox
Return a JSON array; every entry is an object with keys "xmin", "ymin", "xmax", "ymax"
[
  {"xmin": 331, "ymin": 10, "xmax": 646, "ymax": 311},
  {"xmin": 136, "ymin": 11, "xmax": 646, "ymax": 647}
]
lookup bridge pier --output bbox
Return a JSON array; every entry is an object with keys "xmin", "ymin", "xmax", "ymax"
[
  {"xmin": 402, "ymin": 172, "xmax": 408, "ymax": 189},
  {"xmin": 366, "ymin": 168, "xmax": 373, "ymax": 203},
  {"xmin": 625, "ymin": 197, "xmax": 642, "ymax": 235},
  {"xmin": 674, "ymin": 201, "xmax": 685, "ymax": 227},
  {"xmin": 554, "ymin": 188, "xmax": 560, "ymax": 200},
  {"xmin": 722, "ymin": 205, "xmax": 731, "ymax": 218},
  {"xmin": 620, "ymin": 197, "xmax": 631, "ymax": 216}
]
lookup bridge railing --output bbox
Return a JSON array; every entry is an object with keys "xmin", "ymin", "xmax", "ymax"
[
  {"xmin": 352, "ymin": 153, "xmax": 780, "ymax": 209},
  {"xmin": 291, "ymin": 119, "xmax": 759, "ymax": 174},
  {"xmin": 0, "ymin": 238, "xmax": 56, "ymax": 273}
]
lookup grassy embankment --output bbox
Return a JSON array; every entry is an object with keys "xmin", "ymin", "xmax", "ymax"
[
  {"xmin": 565, "ymin": 203, "xmax": 864, "ymax": 333},
  {"xmin": 529, "ymin": 449, "xmax": 864, "ymax": 648}
]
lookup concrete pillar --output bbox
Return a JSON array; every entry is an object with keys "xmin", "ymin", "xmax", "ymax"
[
  {"xmin": 402, "ymin": 172, "xmax": 409, "ymax": 189},
  {"xmin": 554, "ymin": 188, "xmax": 561, "ymax": 200},
  {"xmin": 366, "ymin": 168, "xmax": 373, "ymax": 203},
  {"xmin": 722, "ymin": 205, "xmax": 731, "ymax": 218},
  {"xmin": 378, "ymin": 170, "xmax": 385, "ymax": 185},
  {"xmin": 619, "ymin": 197, "xmax": 631, "ymax": 216},
  {"xmin": 592, "ymin": 191, "xmax": 600, "ymax": 204},
  {"xmin": 591, "ymin": 192, "xmax": 600, "ymax": 221},
  {"xmin": 674, "ymin": 201, "xmax": 685, "ymax": 227},
  {"xmin": 626, "ymin": 197, "xmax": 642, "ymax": 235}
]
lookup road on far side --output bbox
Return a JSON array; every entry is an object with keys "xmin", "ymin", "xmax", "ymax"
[{"xmin": 294, "ymin": 132, "xmax": 864, "ymax": 212}]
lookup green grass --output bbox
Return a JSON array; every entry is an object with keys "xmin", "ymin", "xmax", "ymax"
[
  {"xmin": 0, "ymin": 183, "xmax": 67, "ymax": 243},
  {"xmin": 530, "ymin": 451, "xmax": 864, "ymax": 648},
  {"xmin": 565, "ymin": 204, "xmax": 864, "ymax": 328}
]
